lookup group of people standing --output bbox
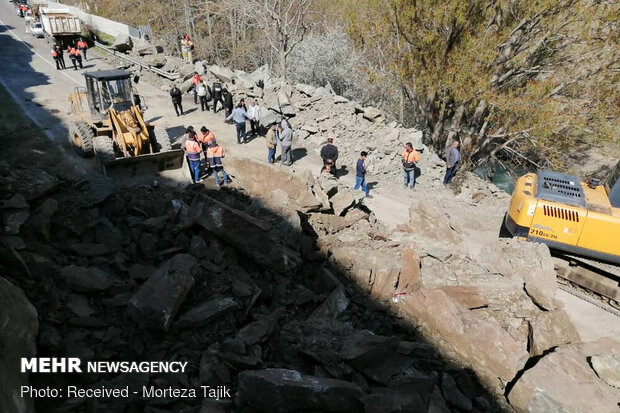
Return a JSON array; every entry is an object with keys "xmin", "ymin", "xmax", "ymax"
[
  {"xmin": 264, "ymin": 119, "xmax": 294, "ymax": 165},
  {"xmin": 169, "ymin": 73, "xmax": 235, "ymax": 118},
  {"xmin": 50, "ymin": 39, "xmax": 88, "ymax": 71},
  {"xmin": 172, "ymin": 73, "xmax": 461, "ymax": 195},
  {"xmin": 183, "ymin": 125, "xmax": 229, "ymax": 186}
]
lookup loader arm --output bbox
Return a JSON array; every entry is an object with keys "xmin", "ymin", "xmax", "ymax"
[{"xmin": 108, "ymin": 108, "xmax": 150, "ymax": 156}]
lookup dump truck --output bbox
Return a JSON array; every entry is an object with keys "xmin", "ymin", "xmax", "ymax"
[
  {"xmin": 68, "ymin": 69, "xmax": 184, "ymax": 178},
  {"xmin": 39, "ymin": 7, "xmax": 81, "ymax": 46}
]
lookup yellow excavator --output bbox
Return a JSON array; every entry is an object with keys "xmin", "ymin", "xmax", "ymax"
[
  {"xmin": 505, "ymin": 163, "xmax": 620, "ymax": 263},
  {"xmin": 504, "ymin": 163, "xmax": 620, "ymax": 304},
  {"xmin": 69, "ymin": 69, "xmax": 183, "ymax": 177}
]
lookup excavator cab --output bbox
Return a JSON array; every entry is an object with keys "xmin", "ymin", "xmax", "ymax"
[{"xmin": 68, "ymin": 69, "xmax": 183, "ymax": 178}]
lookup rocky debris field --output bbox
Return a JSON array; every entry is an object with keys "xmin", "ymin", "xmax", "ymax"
[
  {"xmin": 102, "ymin": 38, "xmax": 425, "ymax": 180},
  {"xmin": 1, "ymin": 36, "xmax": 618, "ymax": 413},
  {"xmin": 1, "ymin": 156, "xmax": 503, "ymax": 413},
  {"xmin": 2, "ymin": 148, "xmax": 619, "ymax": 412}
]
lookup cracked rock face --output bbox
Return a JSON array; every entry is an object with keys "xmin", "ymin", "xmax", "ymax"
[{"xmin": 508, "ymin": 338, "xmax": 620, "ymax": 413}]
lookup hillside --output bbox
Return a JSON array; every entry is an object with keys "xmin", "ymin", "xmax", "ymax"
[{"xmin": 72, "ymin": 0, "xmax": 619, "ymax": 176}]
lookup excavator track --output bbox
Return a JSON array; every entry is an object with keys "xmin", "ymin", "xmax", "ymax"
[{"xmin": 553, "ymin": 253, "xmax": 620, "ymax": 317}]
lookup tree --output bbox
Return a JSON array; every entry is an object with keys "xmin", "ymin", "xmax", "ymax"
[{"xmin": 242, "ymin": 0, "xmax": 314, "ymax": 77}]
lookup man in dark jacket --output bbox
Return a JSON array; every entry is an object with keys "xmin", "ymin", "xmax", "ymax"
[
  {"xmin": 55, "ymin": 45, "xmax": 66, "ymax": 69},
  {"xmin": 170, "ymin": 84, "xmax": 183, "ymax": 116},
  {"xmin": 444, "ymin": 139, "xmax": 460, "ymax": 185},
  {"xmin": 223, "ymin": 89, "xmax": 234, "ymax": 123},
  {"xmin": 212, "ymin": 82, "xmax": 224, "ymax": 113},
  {"xmin": 320, "ymin": 137, "xmax": 339, "ymax": 175},
  {"xmin": 354, "ymin": 151, "xmax": 370, "ymax": 198}
]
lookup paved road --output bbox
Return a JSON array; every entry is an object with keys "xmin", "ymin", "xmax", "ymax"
[{"xmin": 2, "ymin": 0, "xmax": 619, "ymax": 344}]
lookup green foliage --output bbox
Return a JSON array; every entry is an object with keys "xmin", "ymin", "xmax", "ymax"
[{"xmin": 345, "ymin": 0, "xmax": 619, "ymax": 169}]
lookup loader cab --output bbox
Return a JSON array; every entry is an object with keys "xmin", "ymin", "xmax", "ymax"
[{"xmin": 84, "ymin": 70, "xmax": 133, "ymax": 117}]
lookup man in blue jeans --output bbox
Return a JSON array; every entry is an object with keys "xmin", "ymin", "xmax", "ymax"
[
  {"xmin": 401, "ymin": 142, "xmax": 420, "ymax": 189},
  {"xmin": 184, "ymin": 131, "xmax": 202, "ymax": 183},
  {"xmin": 444, "ymin": 139, "xmax": 460, "ymax": 185},
  {"xmin": 354, "ymin": 151, "xmax": 371, "ymax": 198},
  {"xmin": 226, "ymin": 102, "xmax": 252, "ymax": 144}
]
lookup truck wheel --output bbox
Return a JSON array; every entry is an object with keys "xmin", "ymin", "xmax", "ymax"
[
  {"xmin": 150, "ymin": 127, "xmax": 172, "ymax": 153},
  {"xmin": 69, "ymin": 121, "xmax": 94, "ymax": 157},
  {"xmin": 93, "ymin": 135, "xmax": 116, "ymax": 167}
]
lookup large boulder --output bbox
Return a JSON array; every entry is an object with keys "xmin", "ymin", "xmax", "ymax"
[
  {"xmin": 58, "ymin": 265, "xmax": 115, "ymax": 292},
  {"xmin": 508, "ymin": 338, "xmax": 620, "ymax": 413},
  {"xmin": 127, "ymin": 254, "xmax": 197, "ymax": 331},
  {"xmin": 237, "ymin": 368, "xmax": 363, "ymax": 413},
  {"xmin": 235, "ymin": 72, "xmax": 256, "ymax": 89},
  {"xmin": 209, "ymin": 64, "xmax": 235, "ymax": 83},
  {"xmin": 399, "ymin": 288, "xmax": 529, "ymax": 385},
  {"xmin": 135, "ymin": 44, "xmax": 162, "ymax": 56},
  {"xmin": 190, "ymin": 194, "xmax": 302, "ymax": 275},
  {"xmin": 362, "ymin": 106, "xmax": 383, "ymax": 122},
  {"xmin": 528, "ymin": 310, "xmax": 580, "ymax": 356},
  {"xmin": 0, "ymin": 276, "xmax": 38, "ymax": 413},
  {"xmin": 111, "ymin": 34, "xmax": 133, "ymax": 52},
  {"xmin": 194, "ymin": 60, "xmax": 207, "ymax": 75},
  {"xmin": 249, "ymin": 64, "xmax": 270, "ymax": 86},
  {"xmin": 477, "ymin": 239, "xmax": 557, "ymax": 310},
  {"xmin": 259, "ymin": 109, "xmax": 280, "ymax": 127},
  {"xmin": 225, "ymin": 158, "xmax": 326, "ymax": 212},
  {"xmin": 178, "ymin": 63, "xmax": 196, "ymax": 79},
  {"xmin": 330, "ymin": 243, "xmax": 420, "ymax": 302},
  {"xmin": 142, "ymin": 54, "xmax": 167, "ymax": 68},
  {"xmin": 590, "ymin": 354, "xmax": 620, "ymax": 388}
]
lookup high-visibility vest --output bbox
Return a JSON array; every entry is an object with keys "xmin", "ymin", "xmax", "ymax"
[
  {"xmin": 198, "ymin": 131, "xmax": 215, "ymax": 145},
  {"xmin": 74, "ymin": 49, "xmax": 81, "ymax": 57},
  {"xmin": 185, "ymin": 140, "xmax": 202, "ymax": 160},
  {"xmin": 192, "ymin": 75, "xmax": 201, "ymax": 85},
  {"xmin": 78, "ymin": 40, "xmax": 87, "ymax": 48},
  {"xmin": 51, "ymin": 50, "xmax": 58, "ymax": 57},
  {"xmin": 206, "ymin": 145, "xmax": 224, "ymax": 167},
  {"xmin": 402, "ymin": 150, "xmax": 419, "ymax": 163}
]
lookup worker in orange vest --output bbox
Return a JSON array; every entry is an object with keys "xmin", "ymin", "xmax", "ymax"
[
  {"xmin": 67, "ymin": 46, "xmax": 78, "ymax": 70},
  {"xmin": 401, "ymin": 142, "xmax": 420, "ymax": 189},
  {"xmin": 51, "ymin": 47, "xmax": 61, "ymax": 70},
  {"xmin": 77, "ymin": 39, "xmax": 88, "ymax": 60},
  {"xmin": 191, "ymin": 73, "xmax": 202, "ymax": 104},
  {"xmin": 198, "ymin": 126, "xmax": 216, "ymax": 151},
  {"xmin": 206, "ymin": 140, "xmax": 229, "ymax": 187},
  {"xmin": 184, "ymin": 131, "xmax": 202, "ymax": 183},
  {"xmin": 73, "ymin": 47, "xmax": 83, "ymax": 69}
]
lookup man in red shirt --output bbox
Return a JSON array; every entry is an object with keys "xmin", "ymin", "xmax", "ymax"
[
  {"xmin": 191, "ymin": 73, "xmax": 202, "ymax": 105},
  {"xmin": 77, "ymin": 39, "xmax": 88, "ymax": 61}
]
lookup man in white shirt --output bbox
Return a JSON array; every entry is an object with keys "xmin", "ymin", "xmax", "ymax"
[
  {"xmin": 196, "ymin": 81, "xmax": 209, "ymax": 112},
  {"xmin": 247, "ymin": 99, "xmax": 261, "ymax": 137}
]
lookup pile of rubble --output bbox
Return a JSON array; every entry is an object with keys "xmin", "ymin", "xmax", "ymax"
[
  {"xmin": 1, "ymin": 157, "xmax": 509, "ymax": 412},
  {"xmin": 4, "ymin": 152, "xmax": 619, "ymax": 412},
  {"xmin": 105, "ymin": 37, "xmax": 424, "ymax": 180}
]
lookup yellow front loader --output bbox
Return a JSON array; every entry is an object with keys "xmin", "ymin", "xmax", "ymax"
[{"xmin": 68, "ymin": 69, "xmax": 183, "ymax": 177}]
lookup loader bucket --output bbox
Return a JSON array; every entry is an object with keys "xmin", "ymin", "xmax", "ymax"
[{"xmin": 103, "ymin": 149, "xmax": 185, "ymax": 179}]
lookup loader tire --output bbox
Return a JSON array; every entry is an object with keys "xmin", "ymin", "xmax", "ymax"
[
  {"xmin": 69, "ymin": 121, "xmax": 94, "ymax": 157},
  {"xmin": 93, "ymin": 135, "xmax": 115, "ymax": 173},
  {"xmin": 150, "ymin": 127, "xmax": 173, "ymax": 153}
]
